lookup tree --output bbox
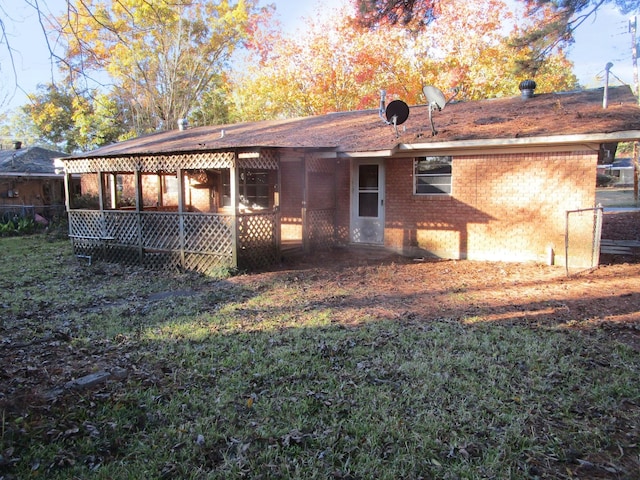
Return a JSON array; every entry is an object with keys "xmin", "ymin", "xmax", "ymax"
[
  {"xmin": 54, "ymin": 0, "xmax": 270, "ymax": 134},
  {"xmin": 21, "ymin": 83, "xmax": 127, "ymax": 153},
  {"xmin": 232, "ymin": 5, "xmax": 427, "ymax": 121},
  {"xmin": 232, "ymin": 1, "xmax": 577, "ymax": 121},
  {"xmin": 0, "ymin": 109, "xmax": 42, "ymax": 149},
  {"xmin": 354, "ymin": 0, "xmax": 639, "ymax": 76}
]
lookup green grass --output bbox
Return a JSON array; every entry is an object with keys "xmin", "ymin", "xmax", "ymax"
[{"xmin": 1, "ymin": 235, "xmax": 638, "ymax": 479}]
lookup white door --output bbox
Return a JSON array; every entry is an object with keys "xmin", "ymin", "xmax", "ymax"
[{"xmin": 351, "ymin": 160, "xmax": 385, "ymax": 244}]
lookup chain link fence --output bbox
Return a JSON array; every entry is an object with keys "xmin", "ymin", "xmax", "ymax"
[{"xmin": 565, "ymin": 206, "xmax": 603, "ymax": 275}]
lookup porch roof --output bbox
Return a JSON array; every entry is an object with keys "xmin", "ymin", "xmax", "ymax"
[{"xmin": 69, "ymin": 85, "xmax": 640, "ymax": 160}]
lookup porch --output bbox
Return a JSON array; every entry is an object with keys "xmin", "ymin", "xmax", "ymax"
[{"xmin": 61, "ymin": 149, "xmax": 340, "ymax": 273}]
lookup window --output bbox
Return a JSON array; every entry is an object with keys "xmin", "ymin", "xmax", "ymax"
[
  {"xmin": 414, "ymin": 156, "xmax": 452, "ymax": 195},
  {"xmin": 163, "ymin": 174, "xmax": 178, "ymax": 194},
  {"xmin": 222, "ymin": 168, "xmax": 271, "ymax": 209}
]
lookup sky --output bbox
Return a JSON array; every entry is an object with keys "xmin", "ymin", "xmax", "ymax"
[{"xmin": 0, "ymin": 0, "xmax": 637, "ymax": 114}]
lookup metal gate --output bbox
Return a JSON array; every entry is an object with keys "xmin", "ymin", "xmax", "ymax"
[{"xmin": 565, "ymin": 206, "xmax": 604, "ymax": 275}]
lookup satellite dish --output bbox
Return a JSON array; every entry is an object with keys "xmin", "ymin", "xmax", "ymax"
[
  {"xmin": 385, "ymin": 100, "xmax": 410, "ymax": 125},
  {"xmin": 422, "ymin": 86, "xmax": 447, "ymax": 136},
  {"xmin": 423, "ymin": 86, "xmax": 447, "ymax": 111}
]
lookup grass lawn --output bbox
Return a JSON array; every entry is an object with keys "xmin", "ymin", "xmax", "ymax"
[{"xmin": 1, "ymin": 235, "xmax": 639, "ymax": 479}]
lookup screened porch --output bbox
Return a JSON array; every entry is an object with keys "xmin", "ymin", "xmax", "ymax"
[{"xmin": 61, "ymin": 150, "xmax": 281, "ymax": 273}]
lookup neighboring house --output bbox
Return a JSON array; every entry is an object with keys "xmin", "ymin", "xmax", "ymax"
[
  {"xmin": 60, "ymin": 84, "xmax": 640, "ymax": 272},
  {"xmin": 0, "ymin": 142, "xmax": 71, "ymax": 222},
  {"xmin": 597, "ymin": 158, "xmax": 636, "ymax": 186}
]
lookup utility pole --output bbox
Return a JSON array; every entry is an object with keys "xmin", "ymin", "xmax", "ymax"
[{"xmin": 631, "ymin": 16, "xmax": 639, "ymax": 205}]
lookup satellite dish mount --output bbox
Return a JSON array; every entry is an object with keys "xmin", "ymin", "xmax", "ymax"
[{"xmin": 423, "ymin": 86, "xmax": 448, "ymax": 136}]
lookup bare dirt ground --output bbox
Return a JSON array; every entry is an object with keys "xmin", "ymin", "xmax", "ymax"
[{"xmin": 245, "ymin": 210, "xmax": 640, "ymax": 352}]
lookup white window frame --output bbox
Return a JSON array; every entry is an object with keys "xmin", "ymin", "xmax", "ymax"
[{"xmin": 414, "ymin": 156, "xmax": 452, "ymax": 195}]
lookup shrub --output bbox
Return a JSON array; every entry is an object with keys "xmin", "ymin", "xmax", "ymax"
[{"xmin": 597, "ymin": 173, "xmax": 616, "ymax": 187}]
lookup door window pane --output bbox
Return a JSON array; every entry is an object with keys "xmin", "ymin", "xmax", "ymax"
[
  {"xmin": 359, "ymin": 192, "xmax": 378, "ymax": 217},
  {"xmin": 359, "ymin": 165, "xmax": 378, "ymax": 190}
]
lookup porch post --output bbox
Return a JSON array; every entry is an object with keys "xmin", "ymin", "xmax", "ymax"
[
  {"xmin": 134, "ymin": 169, "xmax": 144, "ymax": 262},
  {"xmin": 275, "ymin": 156, "xmax": 281, "ymax": 259},
  {"xmin": 177, "ymin": 168, "xmax": 186, "ymax": 268},
  {"xmin": 97, "ymin": 170, "xmax": 106, "ymax": 211},
  {"xmin": 157, "ymin": 173, "xmax": 163, "ymax": 207},
  {"xmin": 302, "ymin": 155, "xmax": 309, "ymax": 253},
  {"xmin": 230, "ymin": 158, "xmax": 238, "ymax": 268},
  {"xmin": 63, "ymin": 170, "xmax": 72, "ymax": 237},
  {"xmin": 109, "ymin": 173, "xmax": 117, "ymax": 209}
]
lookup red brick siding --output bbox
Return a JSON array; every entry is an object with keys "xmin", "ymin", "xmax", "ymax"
[{"xmin": 384, "ymin": 151, "xmax": 597, "ymax": 265}]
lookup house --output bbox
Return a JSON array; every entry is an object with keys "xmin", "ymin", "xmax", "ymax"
[
  {"xmin": 0, "ymin": 142, "xmax": 70, "ymax": 223},
  {"xmin": 59, "ymin": 84, "xmax": 640, "ymax": 273}
]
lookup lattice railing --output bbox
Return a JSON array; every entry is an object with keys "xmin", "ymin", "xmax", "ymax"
[
  {"xmin": 104, "ymin": 211, "xmax": 139, "ymax": 244},
  {"xmin": 237, "ymin": 211, "xmax": 279, "ymax": 270},
  {"xmin": 184, "ymin": 214, "xmax": 233, "ymax": 254},
  {"xmin": 142, "ymin": 213, "xmax": 182, "ymax": 251},
  {"xmin": 307, "ymin": 208, "xmax": 336, "ymax": 250},
  {"xmin": 68, "ymin": 210, "xmax": 240, "ymax": 274}
]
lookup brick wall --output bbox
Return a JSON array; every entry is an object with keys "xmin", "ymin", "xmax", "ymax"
[{"xmin": 384, "ymin": 151, "xmax": 597, "ymax": 265}]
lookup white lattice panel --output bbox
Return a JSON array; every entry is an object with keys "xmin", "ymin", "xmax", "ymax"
[
  {"xmin": 237, "ymin": 212, "xmax": 279, "ymax": 269},
  {"xmin": 184, "ymin": 214, "xmax": 234, "ymax": 254},
  {"xmin": 184, "ymin": 252, "xmax": 234, "ymax": 274},
  {"xmin": 238, "ymin": 150, "xmax": 278, "ymax": 170},
  {"xmin": 307, "ymin": 156, "xmax": 335, "ymax": 173},
  {"xmin": 69, "ymin": 210, "xmax": 106, "ymax": 238},
  {"xmin": 308, "ymin": 208, "xmax": 336, "ymax": 249},
  {"xmin": 63, "ymin": 151, "xmax": 235, "ymax": 174},
  {"xmin": 104, "ymin": 211, "xmax": 139, "ymax": 244},
  {"xmin": 141, "ymin": 213, "xmax": 181, "ymax": 250},
  {"xmin": 143, "ymin": 251, "xmax": 183, "ymax": 271}
]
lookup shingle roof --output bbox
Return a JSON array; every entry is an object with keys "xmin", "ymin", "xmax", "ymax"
[
  {"xmin": 0, "ymin": 146, "xmax": 69, "ymax": 174},
  {"xmin": 73, "ymin": 85, "xmax": 640, "ymax": 159}
]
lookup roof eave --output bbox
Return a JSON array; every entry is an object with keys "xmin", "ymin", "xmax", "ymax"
[
  {"xmin": 387, "ymin": 131, "xmax": 640, "ymax": 157},
  {"xmin": 0, "ymin": 172, "xmax": 64, "ymax": 178}
]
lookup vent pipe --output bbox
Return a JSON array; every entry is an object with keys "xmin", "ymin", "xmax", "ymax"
[
  {"xmin": 603, "ymin": 62, "xmax": 613, "ymax": 109},
  {"xmin": 177, "ymin": 118, "xmax": 188, "ymax": 131},
  {"xmin": 518, "ymin": 80, "xmax": 536, "ymax": 99}
]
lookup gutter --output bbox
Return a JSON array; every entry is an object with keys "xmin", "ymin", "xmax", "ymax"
[
  {"xmin": 339, "ymin": 131, "xmax": 640, "ymax": 158},
  {"xmin": 0, "ymin": 172, "xmax": 65, "ymax": 178}
]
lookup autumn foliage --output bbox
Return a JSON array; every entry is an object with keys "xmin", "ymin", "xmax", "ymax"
[
  {"xmin": 10, "ymin": 0, "xmax": 581, "ymax": 148},
  {"xmin": 232, "ymin": 1, "xmax": 577, "ymax": 121}
]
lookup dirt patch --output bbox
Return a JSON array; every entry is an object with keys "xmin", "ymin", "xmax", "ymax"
[
  {"xmin": 222, "ymin": 210, "xmax": 640, "ymax": 352},
  {"xmin": 601, "ymin": 210, "xmax": 640, "ymax": 241}
]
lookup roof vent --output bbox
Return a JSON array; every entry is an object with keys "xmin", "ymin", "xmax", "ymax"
[
  {"xmin": 13, "ymin": 141, "xmax": 22, "ymax": 150},
  {"xmin": 519, "ymin": 80, "xmax": 536, "ymax": 99},
  {"xmin": 177, "ymin": 118, "xmax": 188, "ymax": 131}
]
